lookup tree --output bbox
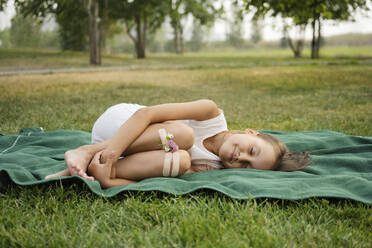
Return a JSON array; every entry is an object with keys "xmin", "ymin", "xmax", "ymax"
[
  {"xmin": 9, "ymin": 13, "xmax": 42, "ymax": 48},
  {"xmin": 168, "ymin": 0, "xmax": 222, "ymax": 55},
  {"xmin": 250, "ymin": 18, "xmax": 263, "ymax": 44},
  {"xmin": 226, "ymin": 2, "xmax": 244, "ymax": 48},
  {"xmin": 0, "ymin": 0, "xmax": 9, "ymax": 11},
  {"xmin": 14, "ymin": 0, "xmax": 105, "ymax": 64},
  {"xmin": 82, "ymin": 0, "xmax": 101, "ymax": 64},
  {"xmin": 189, "ymin": 19, "xmax": 204, "ymax": 52},
  {"xmin": 110, "ymin": 0, "xmax": 168, "ymax": 59},
  {"xmin": 285, "ymin": 24, "xmax": 306, "ymax": 57},
  {"xmin": 241, "ymin": 0, "xmax": 370, "ymax": 58},
  {"xmin": 303, "ymin": 0, "xmax": 369, "ymax": 58},
  {"xmin": 55, "ymin": 1, "xmax": 88, "ymax": 51}
]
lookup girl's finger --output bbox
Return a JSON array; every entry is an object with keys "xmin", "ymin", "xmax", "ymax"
[
  {"xmin": 92, "ymin": 151, "xmax": 104, "ymax": 165},
  {"xmin": 104, "ymin": 151, "xmax": 116, "ymax": 166}
]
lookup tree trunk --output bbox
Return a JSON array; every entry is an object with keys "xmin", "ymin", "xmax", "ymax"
[
  {"xmin": 315, "ymin": 18, "xmax": 321, "ymax": 58},
  {"xmin": 124, "ymin": 22, "xmax": 137, "ymax": 57},
  {"xmin": 179, "ymin": 23, "xmax": 184, "ymax": 55},
  {"xmin": 94, "ymin": 0, "xmax": 101, "ymax": 64},
  {"xmin": 173, "ymin": 24, "xmax": 179, "ymax": 53},
  {"xmin": 101, "ymin": 0, "xmax": 108, "ymax": 54},
  {"xmin": 134, "ymin": 14, "xmax": 144, "ymax": 59},
  {"xmin": 142, "ymin": 12, "xmax": 147, "ymax": 58},
  {"xmin": 84, "ymin": 0, "xmax": 100, "ymax": 65},
  {"xmin": 287, "ymin": 36, "xmax": 302, "ymax": 58},
  {"xmin": 133, "ymin": 12, "xmax": 146, "ymax": 59},
  {"xmin": 311, "ymin": 18, "xmax": 316, "ymax": 59}
]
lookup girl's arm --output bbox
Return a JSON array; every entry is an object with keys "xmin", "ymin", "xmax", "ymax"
[
  {"xmin": 185, "ymin": 164, "xmax": 217, "ymax": 174},
  {"xmin": 100, "ymin": 99, "xmax": 219, "ymax": 165}
]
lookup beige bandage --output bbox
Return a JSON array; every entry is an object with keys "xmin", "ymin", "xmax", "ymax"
[
  {"xmin": 170, "ymin": 152, "xmax": 180, "ymax": 177},
  {"xmin": 158, "ymin": 128, "xmax": 167, "ymax": 146},
  {"xmin": 162, "ymin": 151, "xmax": 181, "ymax": 177},
  {"xmin": 159, "ymin": 128, "xmax": 180, "ymax": 177},
  {"xmin": 163, "ymin": 152, "xmax": 172, "ymax": 177}
]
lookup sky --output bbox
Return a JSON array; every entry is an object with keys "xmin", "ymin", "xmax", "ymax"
[{"xmin": 1, "ymin": 0, "xmax": 371, "ymax": 41}]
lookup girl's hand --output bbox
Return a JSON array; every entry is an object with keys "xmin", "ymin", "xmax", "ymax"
[{"xmin": 88, "ymin": 151, "xmax": 115, "ymax": 184}]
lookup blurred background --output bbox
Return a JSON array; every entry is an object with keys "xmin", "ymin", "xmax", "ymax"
[{"xmin": 0, "ymin": 0, "xmax": 371, "ymax": 66}]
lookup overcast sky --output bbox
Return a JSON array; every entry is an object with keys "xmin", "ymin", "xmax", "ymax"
[{"xmin": 1, "ymin": 0, "xmax": 371, "ymax": 41}]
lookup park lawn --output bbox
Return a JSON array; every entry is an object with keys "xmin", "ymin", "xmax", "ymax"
[
  {"xmin": 0, "ymin": 58, "xmax": 371, "ymax": 247},
  {"xmin": 1, "ymin": 46, "xmax": 372, "ymax": 70}
]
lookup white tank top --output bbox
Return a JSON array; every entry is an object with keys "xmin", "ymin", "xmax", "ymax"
[{"xmin": 176, "ymin": 108, "xmax": 228, "ymax": 169}]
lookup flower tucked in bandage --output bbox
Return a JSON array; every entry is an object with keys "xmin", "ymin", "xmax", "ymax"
[
  {"xmin": 165, "ymin": 139, "xmax": 179, "ymax": 152},
  {"xmin": 158, "ymin": 129, "xmax": 179, "ymax": 153}
]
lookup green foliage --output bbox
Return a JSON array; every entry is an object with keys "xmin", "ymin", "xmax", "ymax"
[
  {"xmin": 188, "ymin": 21, "xmax": 204, "ymax": 52},
  {"xmin": 14, "ymin": 0, "xmax": 58, "ymax": 18},
  {"xmin": 108, "ymin": 0, "xmax": 169, "ymax": 58},
  {"xmin": 0, "ymin": 29, "xmax": 11, "ymax": 48},
  {"xmin": 0, "ymin": 11, "xmax": 60, "ymax": 50},
  {"xmin": 147, "ymin": 26, "xmax": 167, "ymax": 53},
  {"xmin": 250, "ymin": 18, "xmax": 263, "ymax": 44},
  {"xmin": 12, "ymin": 0, "xmax": 87, "ymax": 51},
  {"xmin": 241, "ymin": 0, "xmax": 370, "ymax": 26},
  {"xmin": 110, "ymin": 0, "xmax": 168, "ymax": 34},
  {"xmin": 9, "ymin": 14, "xmax": 42, "ymax": 48},
  {"xmin": 54, "ymin": 1, "xmax": 88, "ymax": 51},
  {"xmin": 240, "ymin": 0, "xmax": 370, "ymax": 58},
  {"xmin": 184, "ymin": 0, "xmax": 222, "ymax": 26},
  {"xmin": 226, "ymin": 2, "xmax": 244, "ymax": 48}
]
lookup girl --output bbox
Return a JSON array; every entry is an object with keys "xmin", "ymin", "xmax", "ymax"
[{"xmin": 46, "ymin": 99, "xmax": 311, "ymax": 188}]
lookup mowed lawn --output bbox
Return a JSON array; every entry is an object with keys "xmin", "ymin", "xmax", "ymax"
[
  {"xmin": 1, "ymin": 46, "xmax": 372, "ymax": 70},
  {"xmin": 0, "ymin": 51, "xmax": 371, "ymax": 247}
]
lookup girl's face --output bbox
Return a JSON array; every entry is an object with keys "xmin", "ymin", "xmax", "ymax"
[{"xmin": 219, "ymin": 130, "xmax": 277, "ymax": 170}]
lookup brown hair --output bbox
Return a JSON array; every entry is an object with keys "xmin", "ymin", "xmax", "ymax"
[{"xmin": 228, "ymin": 130, "xmax": 311, "ymax": 171}]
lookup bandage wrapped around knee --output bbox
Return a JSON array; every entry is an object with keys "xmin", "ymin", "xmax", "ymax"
[
  {"xmin": 162, "ymin": 152, "xmax": 180, "ymax": 177},
  {"xmin": 158, "ymin": 128, "xmax": 179, "ymax": 153},
  {"xmin": 159, "ymin": 128, "xmax": 180, "ymax": 177}
]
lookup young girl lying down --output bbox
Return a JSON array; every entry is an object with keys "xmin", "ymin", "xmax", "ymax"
[{"xmin": 46, "ymin": 99, "xmax": 311, "ymax": 188}]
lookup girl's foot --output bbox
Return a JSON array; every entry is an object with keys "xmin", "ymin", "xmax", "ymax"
[
  {"xmin": 45, "ymin": 169, "xmax": 70, "ymax": 179},
  {"xmin": 64, "ymin": 147, "xmax": 95, "ymax": 181}
]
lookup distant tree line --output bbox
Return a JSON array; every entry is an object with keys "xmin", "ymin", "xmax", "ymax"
[
  {"xmin": 0, "ymin": 0, "xmax": 369, "ymax": 63},
  {"xmin": 240, "ymin": 0, "xmax": 370, "ymax": 58},
  {"xmin": 1, "ymin": 0, "xmax": 221, "ymax": 64}
]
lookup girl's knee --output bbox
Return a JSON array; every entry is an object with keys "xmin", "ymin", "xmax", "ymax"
[
  {"xmin": 177, "ymin": 150, "xmax": 191, "ymax": 175},
  {"xmin": 163, "ymin": 149, "xmax": 191, "ymax": 177},
  {"xmin": 164, "ymin": 121, "xmax": 194, "ymax": 150}
]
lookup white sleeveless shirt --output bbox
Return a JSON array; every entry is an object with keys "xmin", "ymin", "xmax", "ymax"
[{"xmin": 176, "ymin": 108, "xmax": 228, "ymax": 169}]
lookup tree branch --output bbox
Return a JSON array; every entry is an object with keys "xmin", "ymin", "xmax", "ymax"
[{"xmin": 125, "ymin": 21, "xmax": 137, "ymax": 43}]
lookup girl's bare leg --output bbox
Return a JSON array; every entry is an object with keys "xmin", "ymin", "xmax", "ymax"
[
  {"xmin": 88, "ymin": 149, "xmax": 191, "ymax": 188},
  {"xmin": 114, "ymin": 149, "xmax": 191, "ymax": 180},
  {"xmin": 46, "ymin": 121, "xmax": 193, "ymax": 180}
]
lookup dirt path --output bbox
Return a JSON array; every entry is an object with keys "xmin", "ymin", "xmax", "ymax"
[{"xmin": 0, "ymin": 65, "xmax": 187, "ymax": 76}]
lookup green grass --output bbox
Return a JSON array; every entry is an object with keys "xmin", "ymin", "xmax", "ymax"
[
  {"xmin": 1, "ymin": 185, "xmax": 370, "ymax": 247},
  {"xmin": 0, "ymin": 49, "xmax": 371, "ymax": 247},
  {"xmin": 1, "ymin": 46, "xmax": 372, "ymax": 70}
]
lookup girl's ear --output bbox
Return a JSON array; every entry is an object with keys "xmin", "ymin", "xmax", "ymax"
[{"xmin": 245, "ymin": 129, "xmax": 260, "ymax": 135}]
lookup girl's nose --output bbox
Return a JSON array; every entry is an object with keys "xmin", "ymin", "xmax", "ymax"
[{"xmin": 238, "ymin": 152, "xmax": 251, "ymax": 162}]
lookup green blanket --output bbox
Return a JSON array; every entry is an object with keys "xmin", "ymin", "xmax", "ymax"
[{"xmin": 0, "ymin": 127, "xmax": 371, "ymax": 203}]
